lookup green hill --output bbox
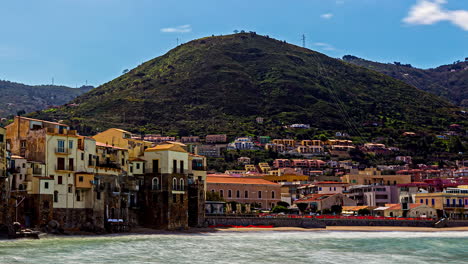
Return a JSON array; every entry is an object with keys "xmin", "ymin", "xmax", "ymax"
[
  {"xmin": 29, "ymin": 33, "xmax": 463, "ymax": 138},
  {"xmin": 343, "ymin": 55, "xmax": 468, "ymax": 107},
  {"xmin": 0, "ymin": 80, "xmax": 93, "ymax": 118}
]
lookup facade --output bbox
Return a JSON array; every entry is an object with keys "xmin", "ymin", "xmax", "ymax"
[
  {"xmin": 205, "ymin": 134, "xmax": 227, "ymax": 144},
  {"xmin": 207, "ymin": 175, "xmax": 281, "ymax": 209},
  {"xmin": 383, "ymin": 203, "xmax": 437, "ymax": 218},
  {"xmin": 294, "ymin": 193, "xmax": 357, "ymax": 212},
  {"xmin": 341, "ymin": 168, "xmax": 411, "ymax": 185},
  {"xmin": 415, "ymin": 191, "xmax": 468, "ymax": 219},
  {"xmin": 346, "ymin": 185, "xmax": 399, "ymax": 207}
]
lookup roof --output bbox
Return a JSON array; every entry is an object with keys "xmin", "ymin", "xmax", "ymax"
[
  {"xmin": 145, "ymin": 144, "xmax": 187, "ymax": 153},
  {"xmin": 129, "ymin": 157, "xmax": 145, "ymax": 162},
  {"xmin": 95, "ymin": 142, "xmax": 128, "ymax": 151},
  {"xmin": 14, "ymin": 116, "xmax": 69, "ymax": 127},
  {"xmin": 342, "ymin": 206, "xmax": 372, "ymax": 212},
  {"xmin": 315, "ymin": 181, "xmax": 347, "ymax": 185},
  {"xmin": 207, "ymin": 176, "xmax": 279, "ymax": 185},
  {"xmin": 294, "ymin": 193, "xmax": 338, "ymax": 203},
  {"xmin": 386, "ymin": 203, "xmax": 425, "ymax": 210}
]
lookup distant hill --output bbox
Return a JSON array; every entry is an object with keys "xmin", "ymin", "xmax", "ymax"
[
  {"xmin": 29, "ymin": 33, "xmax": 463, "ymax": 138},
  {"xmin": 343, "ymin": 55, "xmax": 468, "ymax": 107},
  {"xmin": 0, "ymin": 80, "xmax": 93, "ymax": 118}
]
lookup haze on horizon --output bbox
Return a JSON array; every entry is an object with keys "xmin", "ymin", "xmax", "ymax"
[{"xmin": 1, "ymin": 0, "xmax": 467, "ymax": 87}]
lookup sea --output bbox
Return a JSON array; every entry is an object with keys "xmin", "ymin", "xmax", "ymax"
[{"xmin": 0, "ymin": 231, "xmax": 467, "ymax": 264}]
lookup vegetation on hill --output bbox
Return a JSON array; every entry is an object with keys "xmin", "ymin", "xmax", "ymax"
[
  {"xmin": 342, "ymin": 55, "xmax": 468, "ymax": 107},
  {"xmin": 29, "ymin": 33, "xmax": 464, "ymax": 139},
  {"xmin": 0, "ymin": 80, "xmax": 93, "ymax": 118}
]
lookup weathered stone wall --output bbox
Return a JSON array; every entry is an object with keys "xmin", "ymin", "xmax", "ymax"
[
  {"xmin": 188, "ymin": 182, "xmax": 205, "ymax": 227},
  {"xmin": 53, "ymin": 208, "xmax": 93, "ymax": 230}
]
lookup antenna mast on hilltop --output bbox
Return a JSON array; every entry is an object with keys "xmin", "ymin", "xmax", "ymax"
[{"xmin": 302, "ymin": 34, "xmax": 306, "ymax": 48}]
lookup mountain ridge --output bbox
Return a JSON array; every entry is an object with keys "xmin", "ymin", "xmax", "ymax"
[
  {"xmin": 342, "ymin": 55, "xmax": 468, "ymax": 107},
  {"xmin": 28, "ymin": 33, "xmax": 464, "ymax": 138}
]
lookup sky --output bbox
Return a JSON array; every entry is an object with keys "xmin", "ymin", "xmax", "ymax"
[{"xmin": 0, "ymin": 0, "xmax": 467, "ymax": 87}]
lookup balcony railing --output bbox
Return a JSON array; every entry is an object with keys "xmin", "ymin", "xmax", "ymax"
[
  {"xmin": 55, "ymin": 165, "xmax": 73, "ymax": 171},
  {"xmin": 55, "ymin": 148, "xmax": 71, "ymax": 155}
]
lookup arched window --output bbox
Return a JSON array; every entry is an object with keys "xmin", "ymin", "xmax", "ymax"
[
  {"xmin": 271, "ymin": 191, "xmax": 275, "ymax": 199},
  {"xmin": 236, "ymin": 190, "xmax": 240, "ymax": 198},
  {"xmin": 54, "ymin": 191, "xmax": 59, "ymax": 203},
  {"xmin": 228, "ymin": 190, "xmax": 232, "ymax": 198},
  {"xmin": 258, "ymin": 191, "xmax": 262, "ymax": 199},
  {"xmin": 211, "ymin": 189, "xmax": 215, "ymax": 194},
  {"xmin": 173, "ymin": 178, "xmax": 178, "ymax": 190},
  {"xmin": 152, "ymin": 177, "xmax": 160, "ymax": 190},
  {"xmin": 180, "ymin": 179, "xmax": 184, "ymax": 191},
  {"xmin": 219, "ymin": 190, "xmax": 224, "ymax": 197},
  {"xmin": 245, "ymin": 190, "xmax": 248, "ymax": 198}
]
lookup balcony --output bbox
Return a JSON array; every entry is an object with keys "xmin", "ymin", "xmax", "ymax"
[
  {"xmin": 444, "ymin": 204, "xmax": 465, "ymax": 208},
  {"xmin": 96, "ymin": 162, "xmax": 121, "ymax": 170},
  {"xmin": 55, "ymin": 165, "xmax": 74, "ymax": 172},
  {"xmin": 33, "ymin": 168, "xmax": 42, "ymax": 175},
  {"xmin": 55, "ymin": 148, "xmax": 71, "ymax": 155}
]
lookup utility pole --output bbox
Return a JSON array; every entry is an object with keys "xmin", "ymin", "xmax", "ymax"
[{"xmin": 302, "ymin": 34, "xmax": 306, "ymax": 48}]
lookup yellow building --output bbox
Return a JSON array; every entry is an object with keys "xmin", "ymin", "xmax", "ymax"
[
  {"xmin": 301, "ymin": 140, "xmax": 323, "ymax": 146},
  {"xmin": 93, "ymin": 128, "xmax": 153, "ymax": 159},
  {"xmin": 415, "ymin": 192, "xmax": 468, "ymax": 219},
  {"xmin": 272, "ymin": 139, "xmax": 296, "ymax": 148},
  {"xmin": 341, "ymin": 168, "xmax": 411, "ymax": 185}
]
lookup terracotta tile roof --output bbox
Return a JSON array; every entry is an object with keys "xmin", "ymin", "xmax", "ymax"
[
  {"xmin": 207, "ymin": 176, "xmax": 279, "ymax": 185},
  {"xmin": 294, "ymin": 193, "xmax": 337, "ymax": 203}
]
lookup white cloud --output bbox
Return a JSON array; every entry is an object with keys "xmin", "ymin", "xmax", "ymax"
[
  {"xmin": 314, "ymin": 42, "xmax": 336, "ymax": 51},
  {"xmin": 160, "ymin": 24, "xmax": 192, "ymax": 33},
  {"xmin": 321, "ymin": 13, "xmax": 334, "ymax": 19},
  {"xmin": 403, "ymin": 0, "xmax": 468, "ymax": 31}
]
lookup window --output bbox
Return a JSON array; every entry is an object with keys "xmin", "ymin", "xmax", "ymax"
[
  {"xmin": 420, "ymin": 199, "xmax": 424, "ymax": 203},
  {"xmin": 236, "ymin": 190, "xmax": 240, "ymax": 198},
  {"xmin": 180, "ymin": 179, "xmax": 184, "ymax": 191},
  {"xmin": 319, "ymin": 187, "xmax": 322, "ymax": 191},
  {"xmin": 54, "ymin": 191, "xmax": 58, "ymax": 203},
  {"xmin": 69, "ymin": 140, "xmax": 73, "ymax": 149},
  {"xmin": 245, "ymin": 190, "xmax": 248, "ymax": 198},
  {"xmin": 44, "ymin": 182, "xmax": 49, "ymax": 189},
  {"xmin": 446, "ymin": 199, "xmax": 450, "ymax": 205},
  {"xmin": 459, "ymin": 199, "xmax": 463, "ymax": 206},
  {"xmin": 180, "ymin": 160, "xmax": 184, "ymax": 174},
  {"xmin": 57, "ymin": 140, "xmax": 65, "ymax": 153},
  {"xmin": 258, "ymin": 191, "xmax": 262, "ymax": 199},
  {"xmin": 432, "ymin": 199, "xmax": 435, "ymax": 205},
  {"xmin": 220, "ymin": 190, "xmax": 224, "ymax": 197},
  {"xmin": 152, "ymin": 177, "xmax": 160, "ymax": 190},
  {"xmin": 211, "ymin": 189, "xmax": 215, "ymax": 194},
  {"xmin": 79, "ymin": 176, "xmax": 84, "ymax": 182},
  {"xmin": 228, "ymin": 190, "xmax": 232, "ymax": 198},
  {"xmin": 58, "ymin": 176, "xmax": 63, "ymax": 185},
  {"xmin": 173, "ymin": 160, "xmax": 177, "ymax": 173},
  {"xmin": 333, "ymin": 187, "xmax": 336, "ymax": 191},
  {"xmin": 20, "ymin": 140, "xmax": 26, "ymax": 148},
  {"xmin": 96, "ymin": 191, "xmax": 101, "ymax": 200},
  {"xmin": 76, "ymin": 190, "xmax": 81, "ymax": 201},
  {"xmin": 173, "ymin": 177, "xmax": 177, "ymax": 190},
  {"xmin": 68, "ymin": 186, "xmax": 72, "ymax": 193},
  {"xmin": 130, "ymin": 166, "xmax": 133, "ymax": 173},
  {"xmin": 272, "ymin": 191, "xmax": 275, "ymax": 199},
  {"xmin": 136, "ymin": 163, "xmax": 140, "ymax": 170},
  {"xmin": 81, "ymin": 153, "xmax": 84, "ymax": 160}
]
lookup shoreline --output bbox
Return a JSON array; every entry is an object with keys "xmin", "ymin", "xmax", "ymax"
[{"xmin": 201, "ymin": 226, "xmax": 468, "ymax": 232}]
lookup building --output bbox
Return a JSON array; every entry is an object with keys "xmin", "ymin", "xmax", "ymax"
[
  {"xmin": 382, "ymin": 203, "xmax": 437, "ymax": 218},
  {"xmin": 205, "ymin": 134, "xmax": 227, "ymax": 144},
  {"xmin": 207, "ymin": 175, "xmax": 281, "ymax": 209},
  {"xmin": 195, "ymin": 144, "xmax": 225, "ymax": 158},
  {"xmin": 341, "ymin": 168, "xmax": 411, "ymax": 185},
  {"xmin": 227, "ymin": 137, "xmax": 256, "ymax": 150},
  {"xmin": 415, "ymin": 190, "xmax": 468, "ymax": 219},
  {"xmin": 346, "ymin": 185, "xmax": 399, "ymax": 207},
  {"xmin": 294, "ymin": 193, "xmax": 357, "ymax": 212}
]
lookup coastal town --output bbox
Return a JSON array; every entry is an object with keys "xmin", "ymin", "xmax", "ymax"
[{"xmin": 0, "ymin": 116, "xmax": 466, "ymax": 236}]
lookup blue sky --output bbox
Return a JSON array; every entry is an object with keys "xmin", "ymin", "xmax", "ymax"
[{"xmin": 0, "ymin": 0, "xmax": 467, "ymax": 87}]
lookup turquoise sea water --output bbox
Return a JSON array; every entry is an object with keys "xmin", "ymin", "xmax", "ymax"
[{"xmin": 0, "ymin": 231, "xmax": 467, "ymax": 264}]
